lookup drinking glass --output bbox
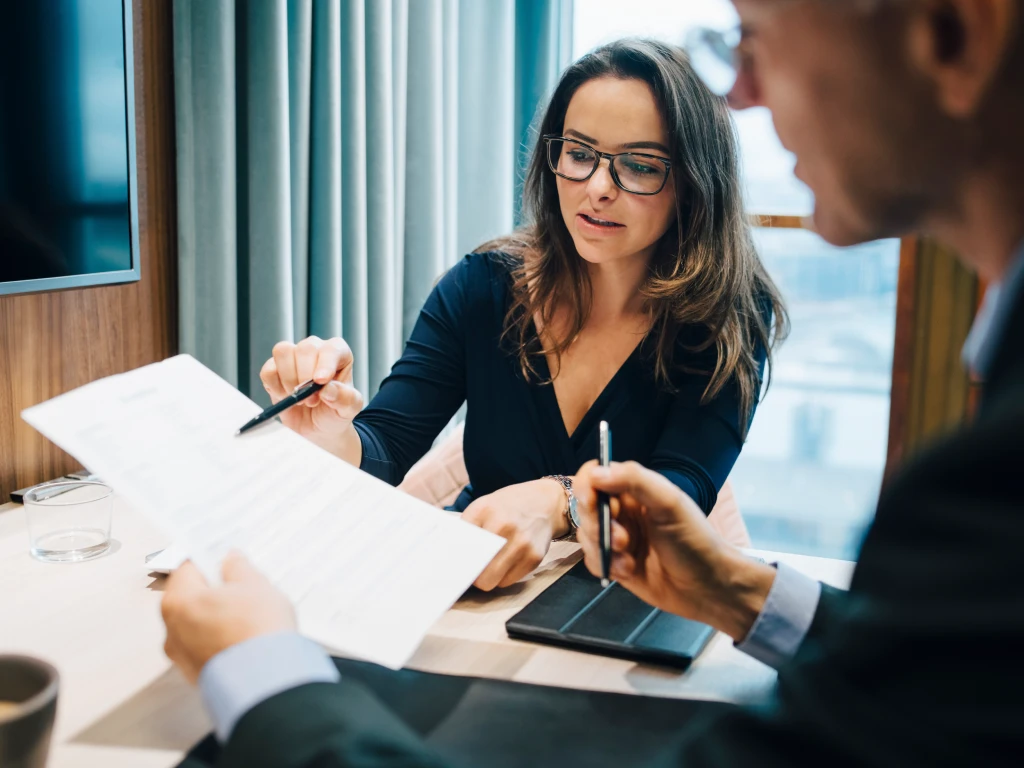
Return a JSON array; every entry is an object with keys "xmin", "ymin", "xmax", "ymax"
[{"xmin": 24, "ymin": 481, "xmax": 113, "ymax": 563}]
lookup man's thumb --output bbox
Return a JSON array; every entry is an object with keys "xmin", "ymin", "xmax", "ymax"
[{"xmin": 221, "ymin": 549, "xmax": 262, "ymax": 583}]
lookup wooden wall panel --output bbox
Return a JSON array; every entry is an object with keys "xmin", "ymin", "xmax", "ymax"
[
  {"xmin": 0, "ymin": 0, "xmax": 177, "ymax": 499},
  {"xmin": 755, "ymin": 214, "xmax": 809, "ymax": 230},
  {"xmin": 885, "ymin": 236, "xmax": 920, "ymax": 472},
  {"xmin": 886, "ymin": 237, "xmax": 978, "ymax": 473},
  {"xmin": 750, "ymin": 212, "xmax": 980, "ymax": 476}
]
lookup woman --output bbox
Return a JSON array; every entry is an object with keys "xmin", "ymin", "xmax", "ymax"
[{"xmin": 260, "ymin": 39, "xmax": 788, "ymax": 592}]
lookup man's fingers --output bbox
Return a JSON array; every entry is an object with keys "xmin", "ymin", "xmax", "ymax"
[
  {"xmin": 578, "ymin": 522, "xmax": 600, "ymax": 576},
  {"xmin": 161, "ymin": 561, "xmax": 208, "ymax": 627},
  {"xmin": 165, "ymin": 560, "xmax": 210, "ymax": 595},
  {"xmin": 610, "ymin": 552, "xmax": 639, "ymax": 583},
  {"xmin": 221, "ymin": 550, "xmax": 266, "ymax": 584},
  {"xmin": 163, "ymin": 635, "xmax": 199, "ymax": 685},
  {"xmin": 163, "ymin": 634, "xmax": 180, "ymax": 665},
  {"xmin": 577, "ymin": 490, "xmax": 632, "ymax": 539},
  {"xmin": 576, "ymin": 461, "xmax": 688, "ymax": 523},
  {"xmin": 576, "ymin": 460, "xmax": 675, "ymax": 505},
  {"xmin": 575, "ymin": 460, "xmax": 600, "ymax": 503},
  {"xmin": 580, "ymin": 509, "xmax": 631, "ymax": 547},
  {"xmin": 611, "ymin": 520, "xmax": 631, "ymax": 552},
  {"xmin": 579, "ymin": 524, "xmax": 636, "ymax": 581}
]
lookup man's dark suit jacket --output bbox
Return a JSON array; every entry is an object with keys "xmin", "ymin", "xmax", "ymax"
[{"xmin": 199, "ymin": 286, "xmax": 1024, "ymax": 767}]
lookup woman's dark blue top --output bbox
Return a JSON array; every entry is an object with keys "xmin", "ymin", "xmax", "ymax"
[{"xmin": 352, "ymin": 252, "xmax": 764, "ymax": 514}]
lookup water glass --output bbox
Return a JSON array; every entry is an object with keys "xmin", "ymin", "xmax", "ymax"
[{"xmin": 24, "ymin": 481, "xmax": 113, "ymax": 563}]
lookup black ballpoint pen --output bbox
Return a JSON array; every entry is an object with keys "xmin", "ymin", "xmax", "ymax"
[
  {"xmin": 598, "ymin": 420, "xmax": 613, "ymax": 588},
  {"xmin": 236, "ymin": 379, "xmax": 325, "ymax": 436}
]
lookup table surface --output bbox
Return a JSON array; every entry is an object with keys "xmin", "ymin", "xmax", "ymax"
[{"xmin": 0, "ymin": 498, "xmax": 854, "ymax": 768}]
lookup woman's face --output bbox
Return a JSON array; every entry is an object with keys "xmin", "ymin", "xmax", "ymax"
[{"xmin": 555, "ymin": 76, "xmax": 677, "ymax": 269}]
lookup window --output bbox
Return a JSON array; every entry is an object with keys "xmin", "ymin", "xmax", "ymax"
[
  {"xmin": 742, "ymin": 231, "xmax": 897, "ymax": 558},
  {"xmin": 575, "ymin": 1, "xmax": 900, "ymax": 559}
]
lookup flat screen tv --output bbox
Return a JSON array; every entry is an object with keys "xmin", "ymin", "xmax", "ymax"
[{"xmin": 0, "ymin": 0, "xmax": 139, "ymax": 296}]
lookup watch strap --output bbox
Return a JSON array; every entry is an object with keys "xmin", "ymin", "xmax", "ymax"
[{"xmin": 546, "ymin": 475, "xmax": 577, "ymax": 540}]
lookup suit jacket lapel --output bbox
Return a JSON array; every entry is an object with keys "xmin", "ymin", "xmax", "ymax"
[{"xmin": 978, "ymin": 281, "xmax": 1024, "ymax": 418}]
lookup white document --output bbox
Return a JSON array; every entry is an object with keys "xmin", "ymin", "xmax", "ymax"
[{"xmin": 22, "ymin": 354, "xmax": 505, "ymax": 670}]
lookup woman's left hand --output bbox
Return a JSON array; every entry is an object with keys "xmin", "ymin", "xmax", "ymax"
[{"xmin": 462, "ymin": 479, "xmax": 570, "ymax": 591}]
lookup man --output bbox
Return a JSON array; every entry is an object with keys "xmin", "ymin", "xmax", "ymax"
[{"xmin": 162, "ymin": 0, "xmax": 1024, "ymax": 764}]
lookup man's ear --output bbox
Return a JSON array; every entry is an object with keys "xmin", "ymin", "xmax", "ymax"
[{"xmin": 907, "ymin": 0, "xmax": 1019, "ymax": 117}]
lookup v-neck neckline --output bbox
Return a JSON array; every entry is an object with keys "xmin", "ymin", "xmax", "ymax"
[{"xmin": 535, "ymin": 340, "xmax": 643, "ymax": 447}]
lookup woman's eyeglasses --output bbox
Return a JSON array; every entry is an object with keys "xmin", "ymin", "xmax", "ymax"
[{"xmin": 543, "ymin": 136, "xmax": 672, "ymax": 196}]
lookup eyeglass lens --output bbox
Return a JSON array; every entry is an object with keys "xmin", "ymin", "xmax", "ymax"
[
  {"xmin": 685, "ymin": 27, "xmax": 740, "ymax": 97},
  {"xmin": 547, "ymin": 139, "xmax": 669, "ymax": 195}
]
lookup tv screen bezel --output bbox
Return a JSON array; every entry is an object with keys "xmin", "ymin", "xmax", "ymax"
[{"xmin": 0, "ymin": 0, "xmax": 141, "ymax": 298}]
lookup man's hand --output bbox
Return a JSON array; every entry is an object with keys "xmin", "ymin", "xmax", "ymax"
[
  {"xmin": 462, "ymin": 478, "xmax": 569, "ymax": 591},
  {"xmin": 574, "ymin": 461, "xmax": 776, "ymax": 642},
  {"xmin": 161, "ymin": 552, "xmax": 297, "ymax": 684}
]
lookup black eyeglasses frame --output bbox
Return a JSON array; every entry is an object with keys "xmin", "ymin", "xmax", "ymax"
[{"xmin": 542, "ymin": 135, "xmax": 673, "ymax": 196}]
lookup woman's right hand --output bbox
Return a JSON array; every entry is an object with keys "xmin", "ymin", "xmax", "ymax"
[{"xmin": 259, "ymin": 336, "xmax": 364, "ymax": 461}]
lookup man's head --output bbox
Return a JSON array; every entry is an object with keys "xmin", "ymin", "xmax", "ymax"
[{"xmin": 728, "ymin": 0, "xmax": 1024, "ymax": 256}]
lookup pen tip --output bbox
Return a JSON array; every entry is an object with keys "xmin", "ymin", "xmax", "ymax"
[{"xmin": 234, "ymin": 429, "xmax": 242, "ymax": 437}]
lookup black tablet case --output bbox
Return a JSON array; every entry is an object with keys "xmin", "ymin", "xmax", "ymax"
[{"xmin": 505, "ymin": 560, "xmax": 716, "ymax": 670}]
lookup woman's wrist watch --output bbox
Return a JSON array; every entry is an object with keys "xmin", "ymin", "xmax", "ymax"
[{"xmin": 546, "ymin": 475, "xmax": 579, "ymax": 540}]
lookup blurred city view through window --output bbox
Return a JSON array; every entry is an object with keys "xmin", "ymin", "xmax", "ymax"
[{"xmin": 574, "ymin": 1, "xmax": 900, "ymax": 559}]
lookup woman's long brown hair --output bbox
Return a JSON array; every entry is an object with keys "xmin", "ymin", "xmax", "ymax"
[{"xmin": 479, "ymin": 39, "xmax": 789, "ymax": 436}]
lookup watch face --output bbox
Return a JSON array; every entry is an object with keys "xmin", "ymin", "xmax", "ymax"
[{"xmin": 568, "ymin": 495, "xmax": 580, "ymax": 528}]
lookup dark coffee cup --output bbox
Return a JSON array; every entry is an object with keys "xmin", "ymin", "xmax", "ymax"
[{"xmin": 0, "ymin": 656, "xmax": 59, "ymax": 768}]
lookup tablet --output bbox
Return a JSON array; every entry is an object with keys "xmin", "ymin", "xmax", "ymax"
[{"xmin": 506, "ymin": 560, "xmax": 715, "ymax": 669}]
